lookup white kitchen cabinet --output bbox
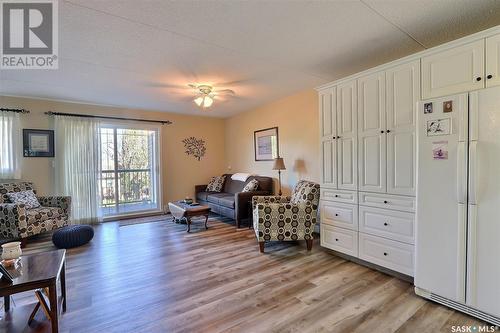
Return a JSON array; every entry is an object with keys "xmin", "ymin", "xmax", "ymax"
[
  {"xmin": 321, "ymin": 224, "xmax": 358, "ymax": 257},
  {"xmin": 320, "ymin": 189, "xmax": 358, "ymax": 205},
  {"xmin": 337, "ymin": 80, "xmax": 358, "ymax": 191},
  {"xmin": 319, "ymin": 87, "xmax": 336, "ymax": 139},
  {"xmin": 422, "ymin": 40, "xmax": 484, "ymax": 99},
  {"xmin": 358, "ymin": 192, "xmax": 416, "ymax": 213},
  {"xmin": 486, "ymin": 33, "xmax": 500, "ymax": 88},
  {"xmin": 386, "ymin": 60, "xmax": 419, "ymax": 196},
  {"xmin": 358, "ymin": 71, "xmax": 386, "ymax": 193},
  {"xmin": 320, "ymin": 201, "xmax": 358, "ymax": 230},
  {"xmin": 319, "ymin": 87, "xmax": 337, "ymax": 188},
  {"xmin": 359, "ymin": 232, "xmax": 414, "ymax": 276},
  {"xmin": 321, "ymin": 140, "xmax": 337, "ymax": 188},
  {"xmin": 318, "ymin": 25, "xmax": 500, "ymax": 281},
  {"xmin": 359, "ymin": 206, "xmax": 415, "ymax": 244}
]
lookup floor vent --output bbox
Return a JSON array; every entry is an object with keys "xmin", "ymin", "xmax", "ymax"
[{"xmin": 424, "ymin": 291, "xmax": 500, "ymax": 326}]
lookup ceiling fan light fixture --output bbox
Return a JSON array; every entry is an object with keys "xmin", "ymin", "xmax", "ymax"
[
  {"xmin": 203, "ymin": 95, "xmax": 213, "ymax": 108},
  {"xmin": 194, "ymin": 96, "xmax": 204, "ymax": 106}
]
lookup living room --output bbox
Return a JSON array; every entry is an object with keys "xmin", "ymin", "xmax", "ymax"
[{"xmin": 1, "ymin": 1, "xmax": 500, "ymax": 332}]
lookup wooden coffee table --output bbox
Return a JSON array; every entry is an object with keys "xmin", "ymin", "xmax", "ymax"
[
  {"xmin": 168, "ymin": 201, "xmax": 211, "ymax": 232},
  {"xmin": 0, "ymin": 249, "xmax": 66, "ymax": 333}
]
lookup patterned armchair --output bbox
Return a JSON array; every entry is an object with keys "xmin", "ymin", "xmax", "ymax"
[
  {"xmin": 252, "ymin": 180, "xmax": 320, "ymax": 253},
  {"xmin": 0, "ymin": 182, "xmax": 71, "ymax": 246}
]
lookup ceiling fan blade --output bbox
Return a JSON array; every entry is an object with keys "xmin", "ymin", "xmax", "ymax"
[
  {"xmin": 214, "ymin": 78, "xmax": 258, "ymax": 86},
  {"xmin": 144, "ymin": 82, "xmax": 191, "ymax": 89},
  {"xmin": 215, "ymin": 89, "xmax": 235, "ymax": 95},
  {"xmin": 180, "ymin": 96, "xmax": 195, "ymax": 102}
]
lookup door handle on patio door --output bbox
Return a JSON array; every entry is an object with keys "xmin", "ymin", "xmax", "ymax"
[
  {"xmin": 457, "ymin": 141, "xmax": 467, "ymax": 204},
  {"xmin": 469, "ymin": 141, "xmax": 478, "ymax": 205}
]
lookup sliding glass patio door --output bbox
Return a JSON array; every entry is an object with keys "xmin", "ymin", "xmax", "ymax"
[{"xmin": 99, "ymin": 124, "xmax": 161, "ymax": 217}]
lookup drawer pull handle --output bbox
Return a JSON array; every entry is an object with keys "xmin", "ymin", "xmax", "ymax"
[
  {"xmin": 383, "ymin": 200, "xmax": 388, "ymax": 204},
  {"xmin": 334, "ymin": 194, "xmax": 339, "ymax": 197},
  {"xmin": 335, "ymin": 238, "xmax": 339, "ymax": 241},
  {"xmin": 383, "ymin": 252, "xmax": 388, "ymax": 256},
  {"xmin": 487, "ymin": 74, "xmax": 493, "ymax": 79},
  {"xmin": 335, "ymin": 213, "xmax": 339, "ymax": 216},
  {"xmin": 476, "ymin": 77, "xmax": 482, "ymax": 81},
  {"xmin": 384, "ymin": 222, "xmax": 388, "ymax": 226}
]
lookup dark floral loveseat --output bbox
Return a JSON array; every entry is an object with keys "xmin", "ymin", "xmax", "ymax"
[{"xmin": 0, "ymin": 182, "xmax": 71, "ymax": 246}]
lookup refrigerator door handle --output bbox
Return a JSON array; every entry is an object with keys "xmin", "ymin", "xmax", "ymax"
[
  {"xmin": 457, "ymin": 141, "xmax": 467, "ymax": 204},
  {"xmin": 469, "ymin": 141, "xmax": 478, "ymax": 205}
]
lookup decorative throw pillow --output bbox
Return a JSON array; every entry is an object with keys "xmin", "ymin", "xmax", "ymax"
[
  {"xmin": 206, "ymin": 175, "xmax": 226, "ymax": 192},
  {"xmin": 6, "ymin": 190, "xmax": 41, "ymax": 209},
  {"xmin": 242, "ymin": 179, "xmax": 259, "ymax": 192}
]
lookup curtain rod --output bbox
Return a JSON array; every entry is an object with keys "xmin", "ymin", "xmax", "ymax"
[
  {"xmin": 1, "ymin": 108, "xmax": 30, "ymax": 114},
  {"xmin": 44, "ymin": 111, "xmax": 173, "ymax": 125}
]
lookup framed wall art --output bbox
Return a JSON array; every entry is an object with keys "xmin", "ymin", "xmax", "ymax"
[
  {"xmin": 254, "ymin": 127, "xmax": 279, "ymax": 161},
  {"xmin": 23, "ymin": 129, "xmax": 55, "ymax": 157}
]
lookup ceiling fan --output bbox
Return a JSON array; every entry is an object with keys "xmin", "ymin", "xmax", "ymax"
[{"xmin": 188, "ymin": 84, "xmax": 235, "ymax": 109}]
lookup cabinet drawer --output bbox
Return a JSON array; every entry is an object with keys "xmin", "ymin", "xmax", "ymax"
[
  {"xmin": 358, "ymin": 192, "xmax": 415, "ymax": 212},
  {"xmin": 321, "ymin": 189, "xmax": 357, "ymax": 204},
  {"xmin": 359, "ymin": 206, "xmax": 415, "ymax": 244},
  {"xmin": 359, "ymin": 232, "xmax": 414, "ymax": 276},
  {"xmin": 321, "ymin": 224, "xmax": 358, "ymax": 257},
  {"xmin": 320, "ymin": 201, "xmax": 358, "ymax": 230}
]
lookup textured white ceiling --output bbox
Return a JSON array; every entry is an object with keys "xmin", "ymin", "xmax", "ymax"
[{"xmin": 1, "ymin": 0, "xmax": 500, "ymax": 117}]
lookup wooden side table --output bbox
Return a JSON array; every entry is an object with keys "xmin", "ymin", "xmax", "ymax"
[{"xmin": 0, "ymin": 249, "xmax": 66, "ymax": 333}]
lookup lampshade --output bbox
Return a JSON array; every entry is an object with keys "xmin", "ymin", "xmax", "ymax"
[{"xmin": 273, "ymin": 157, "xmax": 286, "ymax": 170}]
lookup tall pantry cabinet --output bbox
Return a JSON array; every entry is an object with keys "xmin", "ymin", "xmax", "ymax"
[{"xmin": 319, "ymin": 60, "xmax": 419, "ymax": 277}]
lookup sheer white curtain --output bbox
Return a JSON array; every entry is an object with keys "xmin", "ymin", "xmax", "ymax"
[
  {"xmin": 0, "ymin": 112, "xmax": 21, "ymax": 179},
  {"xmin": 54, "ymin": 116, "xmax": 102, "ymax": 224}
]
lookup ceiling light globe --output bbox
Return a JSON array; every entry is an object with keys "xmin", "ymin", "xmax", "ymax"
[
  {"xmin": 194, "ymin": 97, "xmax": 203, "ymax": 106},
  {"xmin": 203, "ymin": 96, "xmax": 214, "ymax": 108}
]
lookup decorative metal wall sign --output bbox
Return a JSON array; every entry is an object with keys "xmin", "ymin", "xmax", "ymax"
[{"xmin": 182, "ymin": 137, "xmax": 206, "ymax": 161}]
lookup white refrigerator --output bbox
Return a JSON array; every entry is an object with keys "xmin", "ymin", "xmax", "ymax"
[{"xmin": 415, "ymin": 86, "xmax": 500, "ymax": 326}]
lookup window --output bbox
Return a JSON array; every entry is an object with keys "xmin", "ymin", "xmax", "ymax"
[
  {"xmin": 0, "ymin": 112, "xmax": 21, "ymax": 179},
  {"xmin": 99, "ymin": 124, "xmax": 161, "ymax": 217}
]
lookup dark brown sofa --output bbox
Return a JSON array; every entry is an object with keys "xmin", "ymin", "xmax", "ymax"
[{"xmin": 195, "ymin": 174, "xmax": 273, "ymax": 228}]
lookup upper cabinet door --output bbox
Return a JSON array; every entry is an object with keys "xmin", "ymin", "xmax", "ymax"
[
  {"xmin": 386, "ymin": 60, "xmax": 419, "ymax": 196},
  {"xmin": 319, "ymin": 87, "xmax": 337, "ymax": 139},
  {"xmin": 358, "ymin": 71, "xmax": 386, "ymax": 193},
  {"xmin": 336, "ymin": 80, "xmax": 358, "ymax": 191},
  {"xmin": 422, "ymin": 40, "xmax": 485, "ymax": 99},
  {"xmin": 486, "ymin": 33, "xmax": 500, "ymax": 88}
]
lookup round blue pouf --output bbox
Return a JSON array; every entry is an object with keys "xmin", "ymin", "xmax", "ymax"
[{"xmin": 52, "ymin": 225, "xmax": 94, "ymax": 249}]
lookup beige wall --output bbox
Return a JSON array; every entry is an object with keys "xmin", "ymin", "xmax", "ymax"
[
  {"xmin": 224, "ymin": 89, "xmax": 319, "ymax": 195},
  {"xmin": 0, "ymin": 95, "xmax": 226, "ymax": 209}
]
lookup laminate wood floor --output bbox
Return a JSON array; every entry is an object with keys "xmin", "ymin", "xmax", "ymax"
[{"xmin": 0, "ymin": 216, "xmax": 487, "ymax": 333}]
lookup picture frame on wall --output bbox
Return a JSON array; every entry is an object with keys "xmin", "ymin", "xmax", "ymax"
[
  {"xmin": 23, "ymin": 129, "xmax": 55, "ymax": 157},
  {"xmin": 254, "ymin": 127, "xmax": 279, "ymax": 161}
]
